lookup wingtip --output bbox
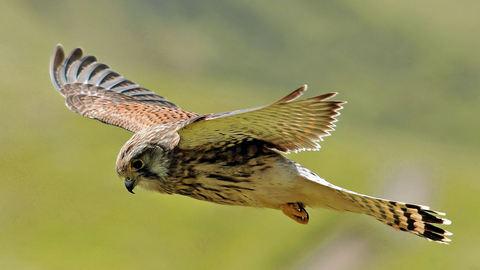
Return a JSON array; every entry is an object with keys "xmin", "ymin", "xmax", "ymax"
[
  {"xmin": 65, "ymin": 46, "xmax": 84, "ymax": 64},
  {"xmin": 50, "ymin": 44, "xmax": 65, "ymax": 90},
  {"xmin": 273, "ymin": 85, "xmax": 308, "ymax": 105},
  {"xmin": 322, "ymin": 92, "xmax": 338, "ymax": 99},
  {"xmin": 50, "ymin": 44, "xmax": 86, "ymax": 92},
  {"xmin": 51, "ymin": 44, "xmax": 65, "ymax": 65}
]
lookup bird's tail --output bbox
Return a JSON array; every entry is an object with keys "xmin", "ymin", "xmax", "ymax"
[
  {"xmin": 334, "ymin": 188, "xmax": 452, "ymax": 244},
  {"xmin": 296, "ymin": 164, "xmax": 452, "ymax": 244}
]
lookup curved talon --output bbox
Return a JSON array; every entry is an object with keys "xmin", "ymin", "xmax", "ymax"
[{"xmin": 281, "ymin": 202, "xmax": 309, "ymax": 224}]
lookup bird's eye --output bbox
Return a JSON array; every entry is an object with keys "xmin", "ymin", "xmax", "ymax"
[{"xmin": 131, "ymin": 159, "xmax": 144, "ymax": 170}]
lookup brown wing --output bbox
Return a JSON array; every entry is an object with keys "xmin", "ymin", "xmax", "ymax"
[
  {"xmin": 50, "ymin": 44, "xmax": 198, "ymax": 133},
  {"xmin": 177, "ymin": 85, "xmax": 345, "ymax": 153}
]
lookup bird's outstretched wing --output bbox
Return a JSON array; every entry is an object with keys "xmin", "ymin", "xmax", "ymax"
[
  {"xmin": 50, "ymin": 45, "xmax": 199, "ymax": 133},
  {"xmin": 178, "ymin": 85, "xmax": 345, "ymax": 153}
]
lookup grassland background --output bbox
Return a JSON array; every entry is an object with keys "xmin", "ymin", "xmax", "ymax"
[{"xmin": 1, "ymin": 0, "xmax": 479, "ymax": 269}]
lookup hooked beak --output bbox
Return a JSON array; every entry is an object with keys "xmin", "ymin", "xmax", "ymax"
[{"xmin": 125, "ymin": 177, "xmax": 137, "ymax": 194}]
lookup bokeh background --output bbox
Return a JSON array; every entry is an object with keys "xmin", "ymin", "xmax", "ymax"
[{"xmin": 1, "ymin": 0, "xmax": 479, "ymax": 269}]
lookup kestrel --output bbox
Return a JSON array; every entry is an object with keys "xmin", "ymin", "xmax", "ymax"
[{"xmin": 50, "ymin": 45, "xmax": 452, "ymax": 243}]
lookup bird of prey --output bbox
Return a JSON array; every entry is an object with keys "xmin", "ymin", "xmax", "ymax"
[{"xmin": 50, "ymin": 44, "xmax": 452, "ymax": 243}]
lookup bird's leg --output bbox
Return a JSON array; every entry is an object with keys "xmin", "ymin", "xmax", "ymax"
[{"xmin": 280, "ymin": 202, "xmax": 309, "ymax": 224}]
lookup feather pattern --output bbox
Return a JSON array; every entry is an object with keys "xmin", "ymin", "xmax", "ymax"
[
  {"xmin": 50, "ymin": 44, "xmax": 198, "ymax": 133},
  {"xmin": 178, "ymin": 85, "xmax": 345, "ymax": 153}
]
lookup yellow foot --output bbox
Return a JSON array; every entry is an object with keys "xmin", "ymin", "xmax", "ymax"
[{"xmin": 280, "ymin": 202, "xmax": 309, "ymax": 224}]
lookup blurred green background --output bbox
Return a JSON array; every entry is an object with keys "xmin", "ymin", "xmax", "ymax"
[{"xmin": 1, "ymin": 0, "xmax": 478, "ymax": 269}]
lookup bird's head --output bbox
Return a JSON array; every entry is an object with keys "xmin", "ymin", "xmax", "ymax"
[{"xmin": 115, "ymin": 126, "xmax": 178, "ymax": 194}]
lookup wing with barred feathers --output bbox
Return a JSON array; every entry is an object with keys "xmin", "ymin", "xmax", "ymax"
[
  {"xmin": 50, "ymin": 44, "xmax": 199, "ymax": 133},
  {"xmin": 177, "ymin": 85, "xmax": 345, "ymax": 153}
]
